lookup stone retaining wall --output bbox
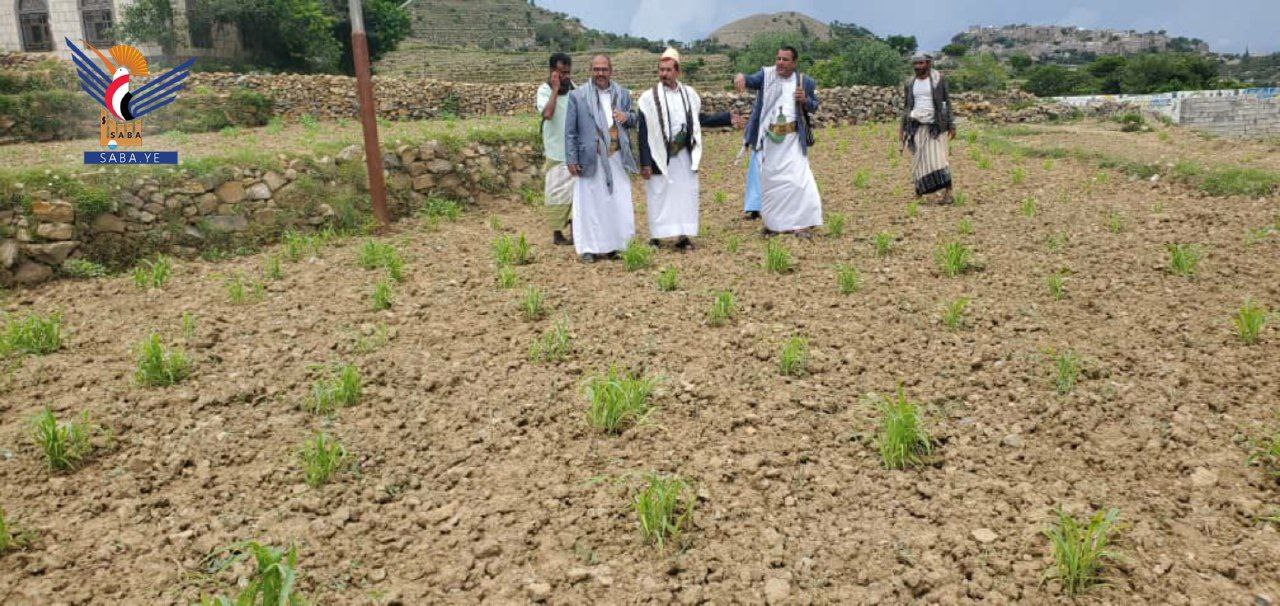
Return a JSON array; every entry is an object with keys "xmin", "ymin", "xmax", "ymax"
[{"xmin": 0, "ymin": 139, "xmax": 542, "ymax": 287}]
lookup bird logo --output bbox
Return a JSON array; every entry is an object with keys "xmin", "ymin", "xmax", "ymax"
[{"xmin": 65, "ymin": 37, "xmax": 195, "ymax": 148}]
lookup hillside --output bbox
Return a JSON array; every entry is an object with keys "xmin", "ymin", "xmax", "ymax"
[
  {"xmin": 708, "ymin": 12, "xmax": 831, "ymax": 48},
  {"xmin": 952, "ymin": 25, "xmax": 1210, "ymax": 63}
]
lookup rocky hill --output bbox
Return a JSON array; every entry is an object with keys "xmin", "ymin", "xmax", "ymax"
[
  {"xmin": 952, "ymin": 25, "xmax": 1209, "ymax": 62},
  {"xmin": 397, "ymin": 0, "xmax": 586, "ymax": 51},
  {"xmin": 708, "ymin": 12, "xmax": 831, "ymax": 48}
]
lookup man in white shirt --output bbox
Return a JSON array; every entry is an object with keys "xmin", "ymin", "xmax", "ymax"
[
  {"xmin": 536, "ymin": 53, "xmax": 575, "ymax": 245},
  {"xmin": 899, "ymin": 52, "xmax": 956, "ymax": 204}
]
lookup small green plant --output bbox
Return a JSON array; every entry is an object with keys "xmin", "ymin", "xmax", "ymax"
[
  {"xmin": 529, "ymin": 317, "xmax": 571, "ymax": 362},
  {"xmin": 707, "ymin": 290, "xmax": 736, "ymax": 326},
  {"xmin": 357, "ymin": 240, "xmax": 405, "ymax": 282},
  {"xmin": 1233, "ymin": 299, "xmax": 1269, "ymax": 345},
  {"xmin": 976, "ymin": 155, "xmax": 993, "ymax": 170},
  {"xmin": 132, "ymin": 256, "xmax": 173, "ymax": 290},
  {"xmin": 181, "ymin": 312, "xmax": 197, "ymax": 341},
  {"xmin": 827, "ymin": 213, "xmax": 846, "ymax": 238},
  {"xmin": 935, "ymin": 241, "xmax": 974, "ymax": 277},
  {"xmin": 1043, "ymin": 159, "xmax": 1055, "ymax": 171},
  {"xmin": 200, "ymin": 541, "xmax": 307, "ymax": 605},
  {"xmin": 1043, "ymin": 507, "xmax": 1122, "ymax": 595},
  {"xmin": 853, "ymin": 169, "xmax": 870, "ymax": 189},
  {"xmin": 725, "ymin": 234, "xmax": 742, "ymax": 253},
  {"xmin": 1106, "ymin": 210, "xmax": 1126, "ymax": 233},
  {"xmin": 583, "ymin": 366, "xmax": 656, "ymax": 433},
  {"xmin": 309, "ymin": 364, "xmax": 361, "ymax": 414},
  {"xmin": 492, "ymin": 234, "xmax": 533, "ymax": 267},
  {"xmin": 874, "ymin": 387, "xmax": 933, "ymax": 469},
  {"xmin": 905, "ymin": 200, "xmax": 919, "ymax": 219},
  {"xmin": 763, "ymin": 238, "xmax": 795, "ymax": 274},
  {"xmin": 495, "ymin": 266, "xmax": 518, "ymax": 289},
  {"xmin": 519, "ymin": 286, "xmax": 546, "ymax": 320},
  {"xmin": 941, "ymin": 297, "xmax": 969, "ymax": 330},
  {"xmin": 299, "ymin": 432, "xmax": 349, "ymax": 488},
  {"xmin": 488, "ymin": 215, "xmax": 503, "ymax": 231},
  {"xmin": 225, "ymin": 273, "xmax": 265, "ymax": 305},
  {"xmin": 0, "ymin": 311, "xmax": 63, "ymax": 356},
  {"xmin": 1165, "ymin": 243, "xmax": 1201, "ymax": 277},
  {"xmin": 953, "ymin": 192, "xmax": 968, "ymax": 207},
  {"xmin": 835, "ymin": 264, "xmax": 861, "ymax": 295},
  {"xmin": 713, "ymin": 191, "xmax": 727, "ymax": 205},
  {"xmin": 1011, "ymin": 167, "xmax": 1027, "ymax": 185},
  {"xmin": 0, "ymin": 506, "xmax": 27, "ymax": 553},
  {"xmin": 633, "ymin": 472, "xmax": 695, "ymax": 550},
  {"xmin": 621, "ymin": 239, "xmax": 655, "ymax": 271},
  {"xmin": 957, "ymin": 218, "xmax": 973, "ymax": 235},
  {"xmin": 61, "ymin": 259, "xmax": 108, "ymax": 279},
  {"xmin": 656, "ymin": 266, "xmax": 678, "ymax": 292},
  {"xmin": 29, "ymin": 408, "xmax": 94, "ymax": 471},
  {"xmin": 371, "ymin": 279, "xmax": 394, "ymax": 310},
  {"xmin": 263, "ymin": 255, "xmax": 283, "ymax": 281},
  {"xmin": 778, "ymin": 336, "xmax": 809, "ymax": 377},
  {"xmin": 420, "ymin": 196, "xmax": 463, "ymax": 221},
  {"xmin": 1046, "ymin": 273, "xmax": 1067, "ymax": 300},
  {"xmin": 874, "ymin": 232, "xmax": 894, "ymax": 257},
  {"xmin": 1053, "ymin": 350, "xmax": 1082, "ymax": 395},
  {"xmin": 134, "ymin": 333, "xmax": 191, "ymax": 387},
  {"xmin": 1020, "ymin": 196, "xmax": 1037, "ymax": 217}
]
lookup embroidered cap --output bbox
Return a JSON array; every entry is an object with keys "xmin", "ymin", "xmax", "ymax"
[
  {"xmin": 660, "ymin": 47, "xmax": 681, "ymax": 67},
  {"xmin": 910, "ymin": 52, "xmax": 933, "ymax": 63}
]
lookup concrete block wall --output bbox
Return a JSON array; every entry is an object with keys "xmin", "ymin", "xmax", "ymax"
[{"xmin": 1180, "ymin": 96, "xmax": 1280, "ymax": 138}]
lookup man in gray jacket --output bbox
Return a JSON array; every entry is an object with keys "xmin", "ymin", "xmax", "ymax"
[
  {"xmin": 899, "ymin": 52, "xmax": 956, "ymax": 204},
  {"xmin": 565, "ymin": 55, "xmax": 638, "ymax": 263}
]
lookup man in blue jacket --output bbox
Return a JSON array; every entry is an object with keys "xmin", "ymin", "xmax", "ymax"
[
  {"xmin": 565, "ymin": 55, "xmax": 639, "ymax": 263},
  {"xmin": 734, "ymin": 45, "xmax": 823, "ymax": 236}
]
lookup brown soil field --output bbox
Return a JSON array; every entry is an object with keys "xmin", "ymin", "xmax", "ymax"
[{"xmin": 1, "ymin": 120, "xmax": 1279, "ymax": 604}]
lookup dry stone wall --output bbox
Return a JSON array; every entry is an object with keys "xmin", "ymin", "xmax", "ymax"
[{"xmin": 0, "ymin": 139, "xmax": 542, "ymax": 287}]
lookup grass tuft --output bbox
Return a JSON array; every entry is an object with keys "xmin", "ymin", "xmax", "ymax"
[
  {"xmin": 309, "ymin": 363, "xmax": 361, "ymax": 415},
  {"xmin": 29, "ymin": 408, "xmax": 96, "ymax": 471},
  {"xmin": 1046, "ymin": 272, "xmax": 1067, "ymax": 300},
  {"xmin": 225, "ymin": 273, "xmax": 265, "ymax": 305},
  {"xmin": 132, "ymin": 256, "xmax": 173, "ymax": 290},
  {"xmin": 519, "ymin": 286, "xmax": 546, "ymax": 320},
  {"xmin": 621, "ymin": 239, "xmax": 655, "ymax": 271},
  {"xmin": 874, "ymin": 232, "xmax": 894, "ymax": 257},
  {"xmin": 633, "ymin": 472, "xmax": 695, "ymax": 550},
  {"xmin": 656, "ymin": 266, "xmax": 678, "ymax": 292},
  {"xmin": 1020, "ymin": 196, "xmax": 1037, "ymax": 217},
  {"xmin": 263, "ymin": 255, "xmax": 283, "ymax": 281},
  {"xmin": 357, "ymin": 240, "xmax": 406, "ymax": 282},
  {"xmin": 835, "ymin": 264, "xmax": 861, "ymax": 295},
  {"xmin": 492, "ymin": 234, "xmax": 533, "ymax": 267},
  {"xmin": 763, "ymin": 238, "xmax": 795, "ymax": 274},
  {"xmin": 1232, "ymin": 299, "xmax": 1269, "ymax": 345},
  {"xmin": 957, "ymin": 218, "xmax": 973, "ymax": 235},
  {"xmin": 0, "ymin": 311, "xmax": 63, "ymax": 356},
  {"xmin": 495, "ymin": 266, "xmax": 518, "ymax": 289},
  {"xmin": 827, "ymin": 213, "xmax": 846, "ymax": 238},
  {"xmin": 299, "ymin": 432, "xmax": 349, "ymax": 488},
  {"xmin": 134, "ymin": 333, "xmax": 191, "ymax": 387},
  {"xmin": 1165, "ymin": 243, "xmax": 1201, "ymax": 277},
  {"xmin": 707, "ymin": 290, "xmax": 736, "ymax": 327},
  {"xmin": 1053, "ymin": 350, "xmax": 1082, "ymax": 395},
  {"xmin": 371, "ymin": 279, "xmax": 394, "ymax": 310},
  {"xmin": 941, "ymin": 297, "xmax": 970, "ymax": 330},
  {"xmin": 935, "ymin": 241, "xmax": 974, "ymax": 277},
  {"xmin": 874, "ymin": 386, "xmax": 933, "ymax": 469},
  {"xmin": 529, "ymin": 317, "xmax": 572, "ymax": 362},
  {"xmin": 778, "ymin": 336, "xmax": 810, "ymax": 377},
  {"xmin": 1043, "ymin": 507, "xmax": 1122, "ymax": 595},
  {"xmin": 725, "ymin": 234, "xmax": 742, "ymax": 253},
  {"xmin": 199, "ymin": 541, "xmax": 307, "ymax": 606},
  {"xmin": 583, "ymin": 366, "xmax": 656, "ymax": 434}
]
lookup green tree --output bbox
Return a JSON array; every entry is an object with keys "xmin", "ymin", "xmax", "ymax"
[
  {"xmin": 950, "ymin": 54, "xmax": 1008, "ymax": 92},
  {"xmin": 810, "ymin": 38, "xmax": 904, "ymax": 87},
  {"xmin": 1086, "ymin": 55, "xmax": 1127, "ymax": 94},
  {"xmin": 885, "ymin": 35, "xmax": 918, "ymax": 56},
  {"xmin": 328, "ymin": 0, "xmax": 411, "ymax": 75},
  {"xmin": 1008, "ymin": 53, "xmax": 1034, "ymax": 75},
  {"xmin": 118, "ymin": 0, "xmax": 179, "ymax": 56},
  {"xmin": 1121, "ymin": 53, "xmax": 1220, "ymax": 93},
  {"xmin": 1024, "ymin": 65, "xmax": 1097, "ymax": 97},
  {"xmin": 941, "ymin": 43, "xmax": 968, "ymax": 58},
  {"xmin": 734, "ymin": 32, "xmax": 811, "ymax": 74}
]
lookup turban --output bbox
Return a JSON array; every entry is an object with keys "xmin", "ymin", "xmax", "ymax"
[
  {"xmin": 661, "ymin": 47, "xmax": 681, "ymax": 67},
  {"xmin": 910, "ymin": 52, "xmax": 933, "ymax": 62}
]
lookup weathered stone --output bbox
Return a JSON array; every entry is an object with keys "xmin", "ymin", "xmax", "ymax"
[
  {"xmin": 412, "ymin": 174, "xmax": 435, "ymax": 191},
  {"xmin": 246, "ymin": 182, "xmax": 272, "ymax": 200},
  {"xmin": 336, "ymin": 145, "xmax": 361, "ymax": 164},
  {"xmin": 0, "ymin": 239, "xmax": 18, "ymax": 268},
  {"xmin": 203, "ymin": 215, "xmax": 248, "ymax": 233},
  {"xmin": 31, "ymin": 200, "xmax": 74, "ymax": 223},
  {"xmin": 36, "ymin": 222, "xmax": 75, "ymax": 240},
  {"xmin": 23, "ymin": 241, "xmax": 78, "ymax": 265},
  {"xmin": 263, "ymin": 171, "xmax": 287, "ymax": 192},
  {"xmin": 214, "ymin": 181, "xmax": 246, "ymax": 204},
  {"xmin": 195, "ymin": 193, "xmax": 219, "ymax": 214},
  {"xmin": 387, "ymin": 174, "xmax": 412, "ymax": 192},
  {"xmin": 143, "ymin": 202, "xmax": 165, "ymax": 215},
  {"xmin": 13, "ymin": 261, "xmax": 52, "ymax": 284},
  {"xmin": 121, "ymin": 192, "xmax": 145, "ymax": 209},
  {"xmin": 764, "ymin": 578, "xmax": 790, "ymax": 604},
  {"xmin": 427, "ymin": 159, "xmax": 453, "ymax": 174},
  {"xmin": 972, "ymin": 528, "xmax": 998, "ymax": 544},
  {"xmin": 177, "ymin": 181, "xmax": 207, "ymax": 195},
  {"xmin": 136, "ymin": 211, "xmax": 156, "ymax": 224},
  {"xmin": 1190, "ymin": 467, "xmax": 1218, "ymax": 488}
]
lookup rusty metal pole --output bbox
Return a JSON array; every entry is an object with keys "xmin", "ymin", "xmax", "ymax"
[{"xmin": 350, "ymin": 0, "xmax": 390, "ymax": 225}]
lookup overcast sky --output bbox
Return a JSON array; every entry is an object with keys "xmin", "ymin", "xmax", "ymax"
[{"xmin": 535, "ymin": 0, "xmax": 1275, "ymax": 54}]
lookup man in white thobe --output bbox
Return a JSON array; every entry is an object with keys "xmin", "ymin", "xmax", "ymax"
[
  {"xmin": 637, "ymin": 48, "xmax": 737, "ymax": 250},
  {"xmin": 536, "ymin": 52, "xmax": 575, "ymax": 245},
  {"xmin": 735, "ymin": 45, "xmax": 823, "ymax": 236},
  {"xmin": 565, "ymin": 55, "xmax": 639, "ymax": 263}
]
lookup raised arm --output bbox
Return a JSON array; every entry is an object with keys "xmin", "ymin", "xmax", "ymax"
[{"xmin": 536, "ymin": 83, "xmax": 557, "ymax": 121}]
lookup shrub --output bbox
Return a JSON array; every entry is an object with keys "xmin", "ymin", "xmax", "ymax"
[
  {"xmin": 0, "ymin": 311, "xmax": 63, "ymax": 356},
  {"xmin": 874, "ymin": 387, "xmax": 933, "ymax": 469},
  {"xmin": 763, "ymin": 238, "xmax": 795, "ymax": 274},
  {"xmin": 1043, "ymin": 507, "xmax": 1122, "ymax": 595},
  {"xmin": 309, "ymin": 364, "xmax": 361, "ymax": 414},
  {"xmin": 299, "ymin": 432, "xmax": 349, "ymax": 488},
  {"xmin": 584, "ymin": 366, "xmax": 655, "ymax": 433},
  {"xmin": 1200, "ymin": 167, "xmax": 1280, "ymax": 198},
  {"xmin": 621, "ymin": 239, "xmax": 655, "ymax": 271},
  {"xmin": 778, "ymin": 336, "xmax": 810, "ymax": 377},
  {"xmin": 633, "ymin": 473, "xmax": 695, "ymax": 550},
  {"xmin": 29, "ymin": 408, "xmax": 95, "ymax": 471},
  {"xmin": 134, "ymin": 333, "xmax": 191, "ymax": 387}
]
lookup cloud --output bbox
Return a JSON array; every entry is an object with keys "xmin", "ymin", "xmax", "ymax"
[{"xmin": 627, "ymin": 0, "xmax": 722, "ymax": 42}]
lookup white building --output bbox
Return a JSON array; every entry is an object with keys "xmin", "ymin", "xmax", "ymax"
[{"xmin": 0, "ymin": 0, "xmax": 239, "ymax": 60}]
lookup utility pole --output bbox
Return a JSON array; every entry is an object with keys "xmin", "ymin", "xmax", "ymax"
[{"xmin": 350, "ymin": 0, "xmax": 390, "ymax": 225}]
